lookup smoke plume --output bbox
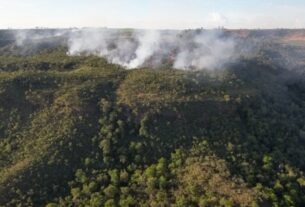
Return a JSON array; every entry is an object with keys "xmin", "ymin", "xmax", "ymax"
[
  {"xmin": 67, "ymin": 29, "xmax": 238, "ymax": 70},
  {"xmin": 12, "ymin": 28, "xmax": 239, "ymax": 70}
]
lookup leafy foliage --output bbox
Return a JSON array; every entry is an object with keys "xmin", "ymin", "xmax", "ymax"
[{"xmin": 1, "ymin": 29, "xmax": 305, "ymax": 206}]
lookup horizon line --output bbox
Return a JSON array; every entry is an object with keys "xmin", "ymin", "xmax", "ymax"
[{"xmin": 1, "ymin": 26, "xmax": 305, "ymax": 31}]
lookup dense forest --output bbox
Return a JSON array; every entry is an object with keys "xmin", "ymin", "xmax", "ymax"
[{"xmin": 1, "ymin": 29, "xmax": 305, "ymax": 207}]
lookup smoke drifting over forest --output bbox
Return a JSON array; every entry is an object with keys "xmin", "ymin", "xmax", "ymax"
[
  {"xmin": 67, "ymin": 29, "xmax": 237, "ymax": 70},
  {"xmin": 12, "ymin": 28, "xmax": 239, "ymax": 70},
  {"xmin": 3, "ymin": 27, "xmax": 305, "ymax": 207},
  {"xmin": 11, "ymin": 28, "xmax": 305, "ymax": 72}
]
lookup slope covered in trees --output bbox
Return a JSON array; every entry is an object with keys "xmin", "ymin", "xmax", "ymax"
[{"xmin": 0, "ymin": 29, "xmax": 305, "ymax": 206}]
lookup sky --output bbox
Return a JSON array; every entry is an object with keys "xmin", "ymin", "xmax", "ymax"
[{"xmin": 0, "ymin": 0, "xmax": 305, "ymax": 29}]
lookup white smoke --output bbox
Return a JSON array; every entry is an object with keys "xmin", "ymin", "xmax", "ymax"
[
  {"xmin": 14, "ymin": 29, "xmax": 67, "ymax": 46},
  {"xmin": 126, "ymin": 30, "xmax": 161, "ymax": 68},
  {"xmin": 67, "ymin": 28, "xmax": 237, "ymax": 70},
  {"xmin": 68, "ymin": 29, "xmax": 133, "ymax": 66},
  {"xmin": 173, "ymin": 31, "xmax": 236, "ymax": 70},
  {"xmin": 67, "ymin": 29, "xmax": 161, "ymax": 69},
  {"xmin": 13, "ymin": 28, "xmax": 238, "ymax": 70}
]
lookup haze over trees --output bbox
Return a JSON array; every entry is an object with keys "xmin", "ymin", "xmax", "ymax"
[{"xmin": 0, "ymin": 28, "xmax": 305, "ymax": 206}]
